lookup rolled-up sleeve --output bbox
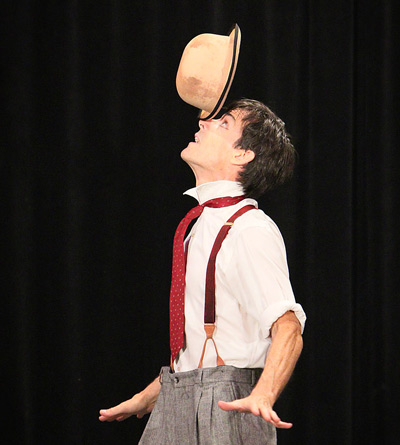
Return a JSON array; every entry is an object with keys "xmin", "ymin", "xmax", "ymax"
[{"xmin": 226, "ymin": 223, "xmax": 306, "ymax": 337}]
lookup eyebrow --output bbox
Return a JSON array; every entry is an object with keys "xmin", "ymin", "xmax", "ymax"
[{"xmin": 223, "ymin": 112, "xmax": 236, "ymax": 122}]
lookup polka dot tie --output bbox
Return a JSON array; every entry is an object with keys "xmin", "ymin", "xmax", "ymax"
[{"xmin": 169, "ymin": 195, "xmax": 245, "ymax": 363}]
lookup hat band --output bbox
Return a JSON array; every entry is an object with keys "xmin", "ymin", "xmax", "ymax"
[{"xmin": 199, "ymin": 24, "xmax": 240, "ymax": 120}]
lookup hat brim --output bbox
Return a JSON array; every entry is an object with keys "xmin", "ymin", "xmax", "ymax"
[{"xmin": 199, "ymin": 24, "xmax": 241, "ymax": 120}]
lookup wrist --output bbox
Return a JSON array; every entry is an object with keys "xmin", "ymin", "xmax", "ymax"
[
  {"xmin": 251, "ymin": 377, "xmax": 277, "ymax": 404},
  {"xmin": 138, "ymin": 378, "xmax": 161, "ymax": 407}
]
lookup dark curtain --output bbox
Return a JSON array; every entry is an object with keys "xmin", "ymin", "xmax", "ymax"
[{"xmin": 2, "ymin": 1, "xmax": 399, "ymax": 444}]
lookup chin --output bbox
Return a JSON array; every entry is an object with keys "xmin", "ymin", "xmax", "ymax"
[
  {"xmin": 180, "ymin": 146, "xmax": 190, "ymax": 161},
  {"xmin": 182, "ymin": 141, "xmax": 195, "ymax": 153}
]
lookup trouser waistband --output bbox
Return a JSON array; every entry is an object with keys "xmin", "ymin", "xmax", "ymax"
[{"xmin": 159, "ymin": 365, "xmax": 262, "ymax": 387}]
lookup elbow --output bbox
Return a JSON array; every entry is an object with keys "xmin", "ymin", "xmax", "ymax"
[
  {"xmin": 271, "ymin": 310, "xmax": 302, "ymax": 338},
  {"xmin": 296, "ymin": 331, "xmax": 303, "ymax": 356},
  {"xmin": 271, "ymin": 311, "xmax": 304, "ymax": 356}
]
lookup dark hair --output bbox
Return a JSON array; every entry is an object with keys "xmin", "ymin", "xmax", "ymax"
[{"xmin": 224, "ymin": 98, "xmax": 296, "ymax": 198}]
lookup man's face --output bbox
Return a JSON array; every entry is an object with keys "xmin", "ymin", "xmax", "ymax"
[{"xmin": 181, "ymin": 109, "xmax": 246, "ymax": 181}]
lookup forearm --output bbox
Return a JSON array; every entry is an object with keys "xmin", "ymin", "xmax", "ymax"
[
  {"xmin": 252, "ymin": 311, "xmax": 303, "ymax": 405},
  {"xmin": 99, "ymin": 376, "xmax": 162, "ymax": 422}
]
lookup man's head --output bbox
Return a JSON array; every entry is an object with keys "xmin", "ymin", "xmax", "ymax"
[{"xmin": 181, "ymin": 98, "xmax": 296, "ymax": 198}]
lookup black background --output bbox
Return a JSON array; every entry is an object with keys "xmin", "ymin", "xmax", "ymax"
[{"xmin": 2, "ymin": 1, "xmax": 399, "ymax": 444}]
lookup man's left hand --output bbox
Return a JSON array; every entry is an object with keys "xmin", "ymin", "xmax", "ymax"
[{"xmin": 218, "ymin": 395, "xmax": 293, "ymax": 429}]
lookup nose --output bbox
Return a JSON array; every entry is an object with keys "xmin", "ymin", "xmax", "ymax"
[{"xmin": 198, "ymin": 118, "xmax": 213, "ymax": 129}]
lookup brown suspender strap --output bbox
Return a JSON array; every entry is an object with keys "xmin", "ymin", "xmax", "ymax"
[
  {"xmin": 197, "ymin": 324, "xmax": 225, "ymax": 369},
  {"xmin": 197, "ymin": 204, "xmax": 256, "ymax": 368}
]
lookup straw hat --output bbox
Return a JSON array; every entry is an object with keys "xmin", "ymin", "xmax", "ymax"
[{"xmin": 176, "ymin": 24, "xmax": 241, "ymax": 120}]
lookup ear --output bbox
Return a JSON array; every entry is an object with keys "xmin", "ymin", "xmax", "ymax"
[{"xmin": 231, "ymin": 148, "xmax": 255, "ymax": 166}]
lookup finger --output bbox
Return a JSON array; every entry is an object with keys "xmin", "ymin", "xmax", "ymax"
[
  {"xmin": 100, "ymin": 408, "xmax": 115, "ymax": 416},
  {"xmin": 218, "ymin": 399, "xmax": 258, "ymax": 415},
  {"xmin": 258, "ymin": 405, "xmax": 273, "ymax": 423},
  {"xmin": 270, "ymin": 410, "xmax": 281, "ymax": 423},
  {"xmin": 99, "ymin": 415, "xmax": 115, "ymax": 422},
  {"xmin": 218, "ymin": 400, "xmax": 249, "ymax": 412},
  {"xmin": 99, "ymin": 408, "xmax": 120, "ymax": 421},
  {"xmin": 99, "ymin": 409, "xmax": 112, "ymax": 422},
  {"xmin": 269, "ymin": 409, "xmax": 292, "ymax": 429},
  {"xmin": 218, "ymin": 400, "xmax": 237, "ymax": 411},
  {"xmin": 262, "ymin": 407, "xmax": 281, "ymax": 424},
  {"xmin": 274, "ymin": 420, "xmax": 293, "ymax": 429},
  {"xmin": 258, "ymin": 406, "xmax": 292, "ymax": 429}
]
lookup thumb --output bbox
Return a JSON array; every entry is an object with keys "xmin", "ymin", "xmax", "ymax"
[{"xmin": 218, "ymin": 400, "xmax": 237, "ymax": 411}]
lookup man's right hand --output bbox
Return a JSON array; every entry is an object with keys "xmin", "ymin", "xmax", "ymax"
[{"xmin": 99, "ymin": 377, "xmax": 161, "ymax": 422}]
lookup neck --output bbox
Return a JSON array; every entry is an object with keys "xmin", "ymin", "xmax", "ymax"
[{"xmin": 190, "ymin": 167, "xmax": 240, "ymax": 187}]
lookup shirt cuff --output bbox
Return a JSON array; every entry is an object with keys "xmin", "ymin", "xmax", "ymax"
[{"xmin": 260, "ymin": 301, "xmax": 306, "ymax": 338}]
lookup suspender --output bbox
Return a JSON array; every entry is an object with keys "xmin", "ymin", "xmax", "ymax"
[{"xmin": 197, "ymin": 204, "xmax": 256, "ymax": 368}]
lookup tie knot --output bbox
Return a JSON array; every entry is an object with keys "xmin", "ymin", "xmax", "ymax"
[{"xmin": 202, "ymin": 195, "xmax": 245, "ymax": 208}]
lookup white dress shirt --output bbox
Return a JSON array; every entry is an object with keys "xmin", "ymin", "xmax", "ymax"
[{"xmin": 174, "ymin": 180, "xmax": 306, "ymax": 372}]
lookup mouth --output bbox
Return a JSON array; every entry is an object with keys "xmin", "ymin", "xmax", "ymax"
[{"xmin": 194, "ymin": 133, "xmax": 200, "ymax": 143}]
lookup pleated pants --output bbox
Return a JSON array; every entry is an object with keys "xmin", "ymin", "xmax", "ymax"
[{"xmin": 139, "ymin": 366, "xmax": 276, "ymax": 445}]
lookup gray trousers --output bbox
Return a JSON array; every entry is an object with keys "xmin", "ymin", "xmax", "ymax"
[{"xmin": 139, "ymin": 366, "xmax": 276, "ymax": 445}]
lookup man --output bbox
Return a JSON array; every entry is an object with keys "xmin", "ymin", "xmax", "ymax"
[{"xmin": 99, "ymin": 98, "xmax": 306, "ymax": 444}]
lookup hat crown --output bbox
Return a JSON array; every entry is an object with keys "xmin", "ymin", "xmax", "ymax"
[{"xmin": 176, "ymin": 25, "xmax": 241, "ymax": 120}]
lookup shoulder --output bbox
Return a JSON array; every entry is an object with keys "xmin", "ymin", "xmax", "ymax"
[
  {"xmin": 232, "ymin": 206, "xmax": 284, "ymax": 243},
  {"xmin": 222, "ymin": 207, "xmax": 291, "ymax": 279},
  {"xmin": 224, "ymin": 207, "xmax": 289, "ymax": 268}
]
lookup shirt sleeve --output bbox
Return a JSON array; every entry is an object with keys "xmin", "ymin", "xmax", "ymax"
[{"xmin": 225, "ymin": 223, "xmax": 306, "ymax": 338}]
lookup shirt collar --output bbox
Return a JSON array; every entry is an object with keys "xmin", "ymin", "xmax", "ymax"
[{"xmin": 184, "ymin": 181, "xmax": 245, "ymax": 205}]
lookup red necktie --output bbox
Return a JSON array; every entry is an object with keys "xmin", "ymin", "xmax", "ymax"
[{"xmin": 169, "ymin": 195, "xmax": 245, "ymax": 363}]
